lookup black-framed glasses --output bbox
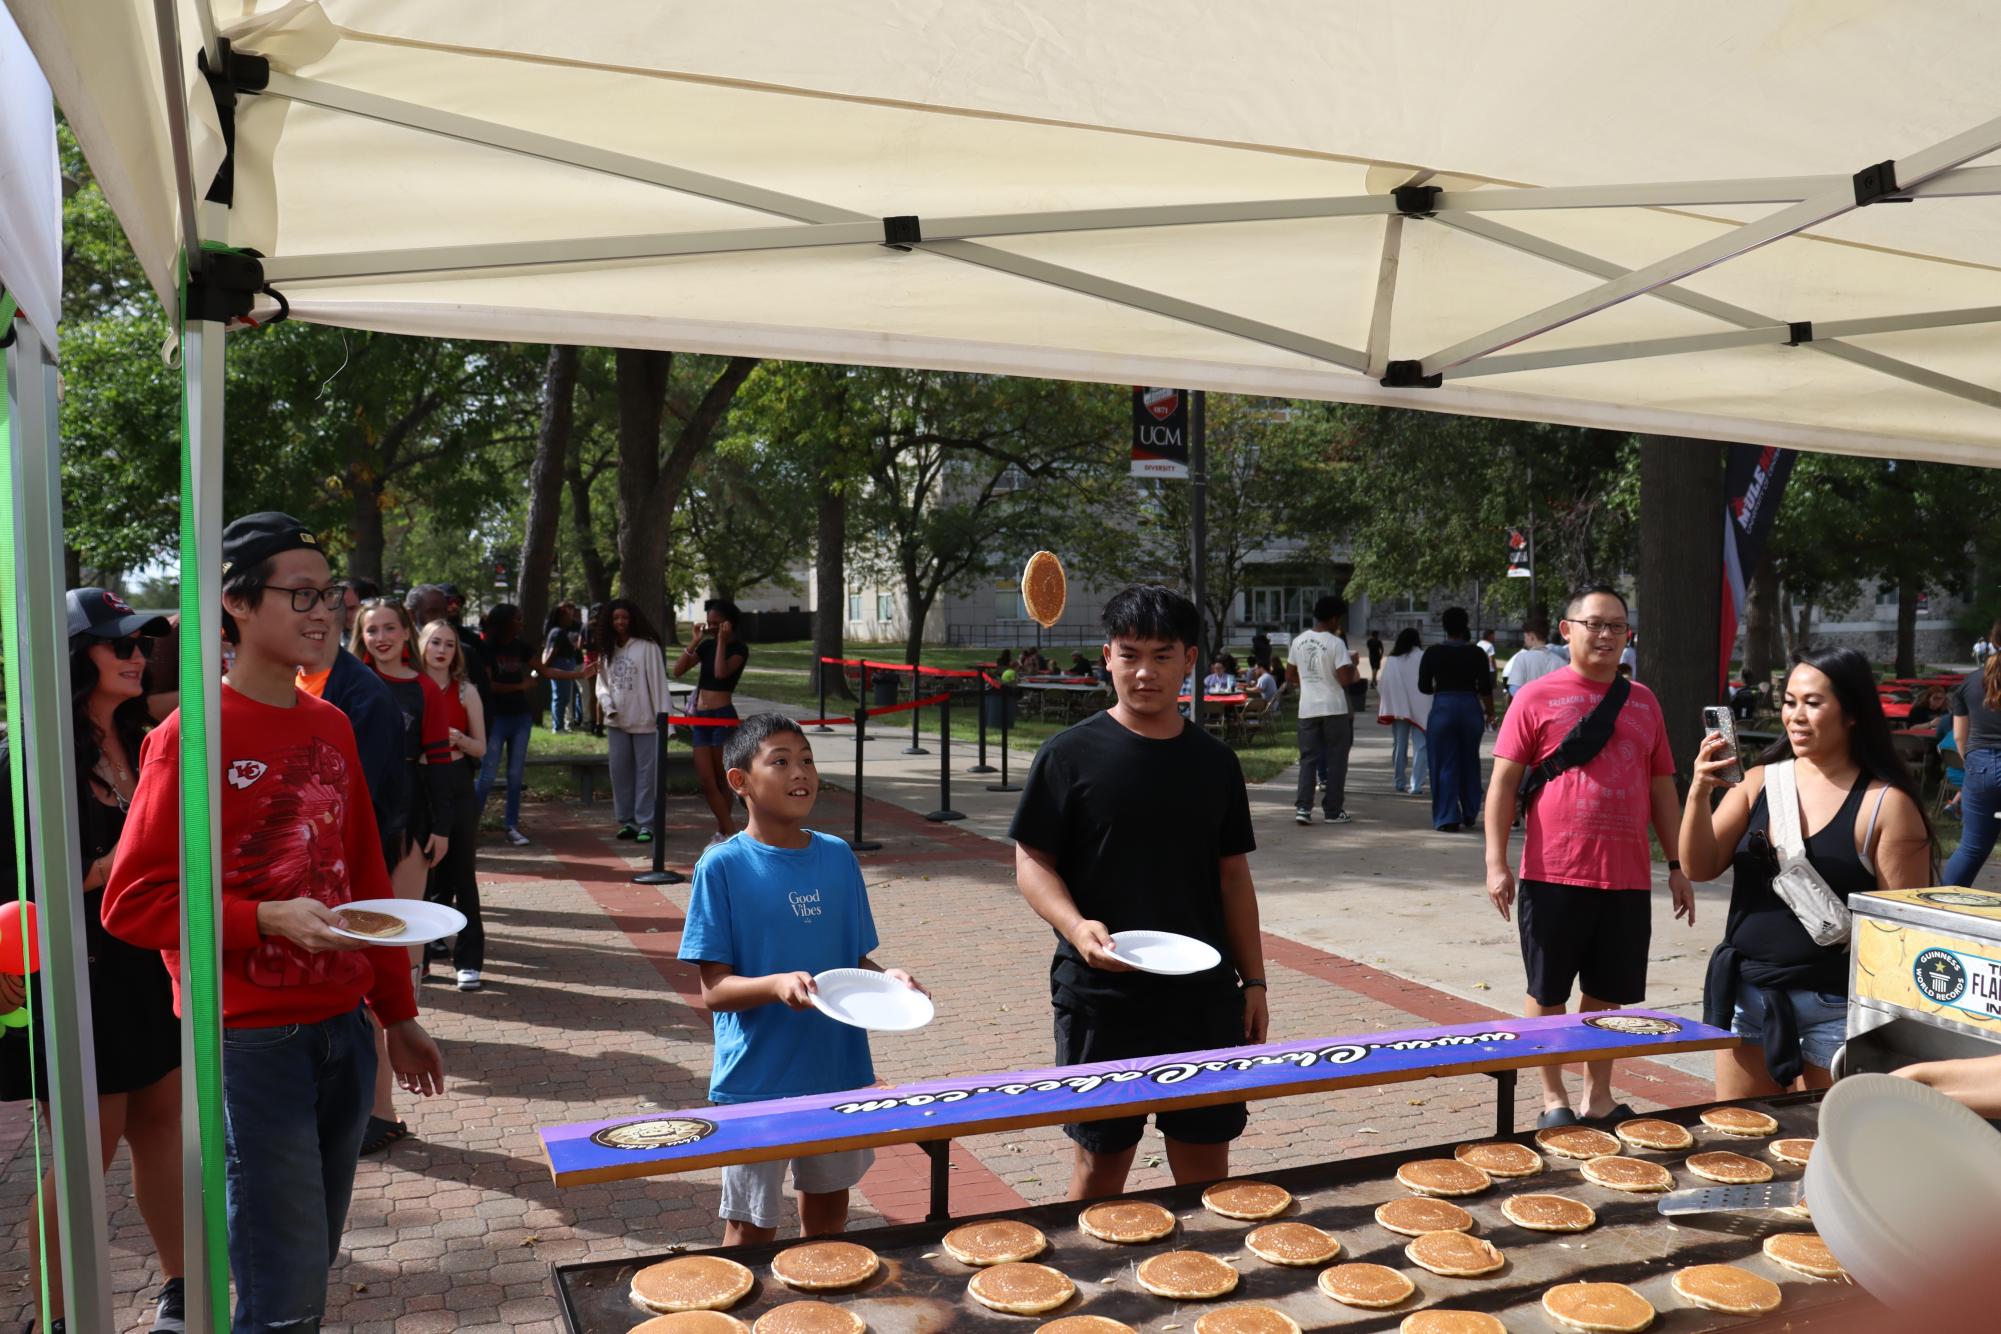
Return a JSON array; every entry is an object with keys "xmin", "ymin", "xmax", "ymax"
[
  {"xmin": 1564, "ymin": 618, "xmax": 1631, "ymax": 638},
  {"xmin": 262, "ymin": 583, "xmax": 348, "ymax": 612}
]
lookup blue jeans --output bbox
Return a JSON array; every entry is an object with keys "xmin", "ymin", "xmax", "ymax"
[
  {"xmin": 1393, "ymin": 719, "xmax": 1428, "ymax": 793},
  {"xmin": 1428, "ymin": 692, "xmax": 1485, "ymax": 829},
  {"xmin": 550, "ymin": 666, "xmax": 581, "ymax": 731},
  {"xmin": 477, "ymin": 711, "xmax": 533, "ymax": 828},
  {"xmin": 222, "ymin": 1006, "xmax": 375, "ymax": 1332},
  {"xmin": 1730, "ymin": 986, "xmax": 1849, "ymax": 1072},
  {"xmin": 1944, "ymin": 748, "xmax": 2001, "ymax": 886}
]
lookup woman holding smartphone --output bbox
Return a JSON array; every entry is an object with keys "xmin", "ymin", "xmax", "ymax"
[{"xmin": 1680, "ymin": 645, "xmax": 1933, "ymax": 1097}]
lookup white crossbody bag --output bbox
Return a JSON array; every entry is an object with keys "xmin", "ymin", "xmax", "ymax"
[{"xmin": 1761, "ymin": 760, "xmax": 1854, "ymax": 947}]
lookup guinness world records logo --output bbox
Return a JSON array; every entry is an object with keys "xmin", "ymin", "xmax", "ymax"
[{"xmin": 590, "ymin": 1117, "xmax": 717, "ymax": 1152}]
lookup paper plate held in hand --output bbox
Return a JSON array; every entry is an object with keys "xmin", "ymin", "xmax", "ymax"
[
  {"xmin": 811, "ymin": 968, "xmax": 935, "ymax": 1032},
  {"xmin": 1108, "ymin": 930, "xmax": 1222, "ymax": 975},
  {"xmin": 328, "ymin": 898, "xmax": 467, "ymax": 946}
]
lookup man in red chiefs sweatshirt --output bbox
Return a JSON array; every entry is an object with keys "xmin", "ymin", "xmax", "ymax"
[{"xmin": 104, "ymin": 513, "xmax": 445, "ymax": 1332}]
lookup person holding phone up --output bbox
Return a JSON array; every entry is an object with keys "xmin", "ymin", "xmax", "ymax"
[{"xmin": 1680, "ymin": 645, "xmax": 1933, "ymax": 1098}]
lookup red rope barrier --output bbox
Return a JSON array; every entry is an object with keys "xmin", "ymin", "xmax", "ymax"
[{"xmin": 814, "ymin": 655, "xmax": 982, "ymax": 680}]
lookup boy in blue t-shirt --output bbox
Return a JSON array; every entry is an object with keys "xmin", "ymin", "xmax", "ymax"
[{"xmin": 677, "ymin": 712, "xmax": 925, "ymax": 1244}]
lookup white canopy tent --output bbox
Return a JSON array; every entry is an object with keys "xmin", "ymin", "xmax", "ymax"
[{"xmin": 8, "ymin": 0, "xmax": 2001, "ymax": 1326}]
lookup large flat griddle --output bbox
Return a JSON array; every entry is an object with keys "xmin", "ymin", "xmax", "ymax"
[{"xmin": 555, "ymin": 1092, "xmax": 1874, "ymax": 1332}]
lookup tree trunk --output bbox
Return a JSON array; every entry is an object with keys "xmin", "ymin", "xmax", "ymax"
[
  {"xmin": 516, "ymin": 345, "xmax": 578, "ymax": 640},
  {"xmin": 904, "ymin": 588, "xmax": 936, "ymax": 668},
  {"xmin": 1795, "ymin": 599, "xmax": 1814, "ymax": 656},
  {"xmin": 347, "ymin": 469, "xmax": 387, "ymax": 586},
  {"xmin": 1896, "ymin": 567, "xmax": 1920, "ymax": 678},
  {"xmin": 1636, "ymin": 436, "xmax": 1725, "ymax": 781},
  {"xmin": 811, "ymin": 480, "xmax": 852, "ymax": 697},
  {"xmin": 614, "ymin": 349, "xmax": 673, "ymax": 630},
  {"xmin": 564, "ymin": 450, "xmax": 611, "ymax": 605},
  {"xmin": 1743, "ymin": 559, "xmax": 1781, "ymax": 683}
]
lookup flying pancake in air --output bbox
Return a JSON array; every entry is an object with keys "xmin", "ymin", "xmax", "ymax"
[
  {"xmin": 1394, "ymin": 1158, "xmax": 1491, "ymax": 1197},
  {"xmin": 1078, "ymin": 1200, "xmax": 1175, "ymax": 1243},
  {"xmin": 1316, "ymin": 1262, "xmax": 1416, "ymax": 1309},
  {"xmin": 1700, "ymin": 1106, "xmax": 1779, "ymax": 1138},
  {"xmin": 1686, "ymin": 1150, "xmax": 1773, "ymax": 1184},
  {"xmin": 1195, "ymin": 1306, "xmax": 1300, "ymax": 1334},
  {"xmin": 1453, "ymin": 1141, "xmax": 1542, "ymax": 1178},
  {"xmin": 1201, "ymin": 1179, "xmax": 1292, "ymax": 1220},
  {"xmin": 630, "ymin": 1256, "xmax": 755, "ymax": 1314},
  {"xmin": 1020, "ymin": 551, "xmax": 1068, "ymax": 628},
  {"xmin": 1670, "ymin": 1263, "xmax": 1784, "ymax": 1315},
  {"xmin": 1036, "ymin": 1319, "xmax": 1135, "ymax": 1334},
  {"xmin": 750, "ymin": 1302, "xmax": 866, "ymax": 1334},
  {"xmin": 1535, "ymin": 1126, "xmax": 1621, "ymax": 1160},
  {"xmin": 1501, "ymin": 1192, "xmax": 1597, "ymax": 1232},
  {"xmin": 968, "ymin": 1263, "xmax": 1076, "ymax": 1315},
  {"xmin": 770, "ymin": 1242, "xmax": 879, "ymax": 1292},
  {"xmin": 1542, "ymin": 1281, "xmax": 1655, "ymax": 1332},
  {"xmin": 1614, "ymin": 1118, "xmax": 1694, "ymax": 1151},
  {"xmin": 942, "ymin": 1219, "xmax": 1047, "ymax": 1266},
  {"xmin": 1763, "ymin": 1231, "xmax": 1846, "ymax": 1279},
  {"xmin": 1244, "ymin": 1221, "xmax": 1340, "ymax": 1266},
  {"xmin": 1135, "ymin": 1251, "xmax": 1240, "ymax": 1301},
  {"xmin": 1399, "ymin": 1313, "xmax": 1508, "ymax": 1334},
  {"xmin": 1404, "ymin": 1230, "xmax": 1505, "ymax": 1278},
  {"xmin": 629, "ymin": 1314, "xmax": 751, "ymax": 1334},
  {"xmin": 1374, "ymin": 1196, "xmax": 1473, "ymax": 1236},
  {"xmin": 1770, "ymin": 1137, "xmax": 1815, "ymax": 1165},
  {"xmin": 1580, "ymin": 1155, "xmax": 1674, "ymax": 1193}
]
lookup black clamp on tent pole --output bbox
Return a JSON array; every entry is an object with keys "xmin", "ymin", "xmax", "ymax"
[
  {"xmin": 185, "ymin": 250, "xmax": 266, "ymax": 325},
  {"xmin": 1379, "ymin": 359, "xmax": 1443, "ymax": 390},
  {"xmin": 198, "ymin": 39, "xmax": 270, "ymax": 208},
  {"xmin": 1393, "ymin": 184, "xmax": 1441, "ymax": 218},
  {"xmin": 1785, "ymin": 321, "xmax": 1814, "ymax": 347},
  {"xmin": 883, "ymin": 216, "xmax": 923, "ymax": 251},
  {"xmin": 1852, "ymin": 159, "xmax": 1907, "ymax": 206}
]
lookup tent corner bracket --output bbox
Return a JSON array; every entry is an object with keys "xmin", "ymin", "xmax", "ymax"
[
  {"xmin": 1852, "ymin": 159, "xmax": 1906, "ymax": 206},
  {"xmin": 882, "ymin": 215, "xmax": 922, "ymax": 251},
  {"xmin": 1393, "ymin": 185, "xmax": 1441, "ymax": 218},
  {"xmin": 1786, "ymin": 320, "xmax": 1814, "ymax": 346},
  {"xmin": 186, "ymin": 251, "xmax": 265, "ymax": 325},
  {"xmin": 1380, "ymin": 359, "xmax": 1442, "ymax": 389}
]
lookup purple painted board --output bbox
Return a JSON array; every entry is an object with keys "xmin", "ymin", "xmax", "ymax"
[{"xmin": 541, "ymin": 1009, "xmax": 1731, "ymax": 1185}]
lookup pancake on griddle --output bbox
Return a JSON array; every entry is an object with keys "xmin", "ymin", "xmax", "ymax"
[
  {"xmin": 1770, "ymin": 1136, "xmax": 1815, "ymax": 1165},
  {"xmin": 1404, "ymin": 1230, "xmax": 1505, "ymax": 1278},
  {"xmin": 1136, "ymin": 1251, "xmax": 1240, "ymax": 1300},
  {"xmin": 1541, "ymin": 1281, "xmax": 1655, "ymax": 1332},
  {"xmin": 1399, "ymin": 1313, "xmax": 1507, "ymax": 1334},
  {"xmin": 1614, "ymin": 1118, "xmax": 1693, "ymax": 1151},
  {"xmin": 1200, "ymin": 1179, "xmax": 1292, "ymax": 1220},
  {"xmin": 630, "ymin": 1314, "xmax": 751, "ymax": 1334},
  {"xmin": 968, "ymin": 1262, "xmax": 1076, "ymax": 1315},
  {"xmin": 1394, "ymin": 1158, "xmax": 1491, "ymax": 1197},
  {"xmin": 1078, "ymin": 1199, "xmax": 1175, "ymax": 1243},
  {"xmin": 1535, "ymin": 1125, "xmax": 1621, "ymax": 1159},
  {"xmin": 1195, "ymin": 1306, "xmax": 1300, "ymax": 1334},
  {"xmin": 1501, "ymin": 1192, "xmax": 1597, "ymax": 1232},
  {"xmin": 630, "ymin": 1256, "xmax": 755, "ymax": 1314},
  {"xmin": 1453, "ymin": 1141, "xmax": 1543, "ymax": 1177},
  {"xmin": 942, "ymin": 1219, "xmax": 1047, "ymax": 1266},
  {"xmin": 1700, "ymin": 1105, "xmax": 1779, "ymax": 1137},
  {"xmin": 1579, "ymin": 1154, "xmax": 1673, "ymax": 1193},
  {"xmin": 770, "ymin": 1241, "xmax": 878, "ymax": 1291},
  {"xmin": 1035, "ymin": 1319, "xmax": 1134, "ymax": 1334},
  {"xmin": 750, "ymin": 1302, "xmax": 865, "ymax": 1334},
  {"xmin": 1244, "ymin": 1221, "xmax": 1340, "ymax": 1266},
  {"xmin": 1316, "ymin": 1262, "xmax": 1416, "ymax": 1309},
  {"xmin": 1671, "ymin": 1263, "xmax": 1783, "ymax": 1314},
  {"xmin": 1374, "ymin": 1196, "xmax": 1473, "ymax": 1236},
  {"xmin": 1763, "ymin": 1231, "xmax": 1845, "ymax": 1279},
  {"xmin": 1686, "ymin": 1150, "xmax": 1773, "ymax": 1184},
  {"xmin": 332, "ymin": 907, "xmax": 405, "ymax": 938}
]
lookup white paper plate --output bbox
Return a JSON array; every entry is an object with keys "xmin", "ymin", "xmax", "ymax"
[
  {"xmin": 328, "ymin": 898, "xmax": 468, "ymax": 947},
  {"xmin": 1805, "ymin": 1072, "xmax": 2001, "ymax": 1304},
  {"xmin": 1107, "ymin": 930, "xmax": 1223, "ymax": 975},
  {"xmin": 810, "ymin": 968, "xmax": 935, "ymax": 1032}
]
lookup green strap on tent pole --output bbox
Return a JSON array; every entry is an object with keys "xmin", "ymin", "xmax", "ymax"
[
  {"xmin": 176, "ymin": 254, "xmax": 232, "ymax": 1327},
  {"xmin": 0, "ymin": 290, "xmax": 55, "ymax": 1332}
]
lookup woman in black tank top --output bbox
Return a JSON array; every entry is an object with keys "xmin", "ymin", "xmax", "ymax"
[{"xmin": 1679, "ymin": 647, "xmax": 1934, "ymax": 1099}]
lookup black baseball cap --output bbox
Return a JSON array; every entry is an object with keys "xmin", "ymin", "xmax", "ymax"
[
  {"xmin": 67, "ymin": 588, "xmax": 170, "ymax": 643},
  {"xmin": 220, "ymin": 511, "xmax": 323, "ymax": 577}
]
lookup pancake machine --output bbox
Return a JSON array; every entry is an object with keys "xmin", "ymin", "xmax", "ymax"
[{"xmin": 1843, "ymin": 886, "xmax": 2001, "ymax": 1077}]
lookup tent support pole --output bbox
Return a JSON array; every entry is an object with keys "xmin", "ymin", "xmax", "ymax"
[
  {"xmin": 1364, "ymin": 214, "xmax": 1406, "ymax": 379},
  {"xmin": 6, "ymin": 320, "xmax": 113, "ymax": 1334},
  {"xmin": 152, "ymin": 0, "xmax": 205, "ymax": 275}
]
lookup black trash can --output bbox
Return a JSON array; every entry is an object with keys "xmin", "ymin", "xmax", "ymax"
[
  {"xmin": 983, "ymin": 684, "xmax": 1018, "ymax": 728},
  {"xmin": 873, "ymin": 673, "xmax": 901, "ymax": 707}
]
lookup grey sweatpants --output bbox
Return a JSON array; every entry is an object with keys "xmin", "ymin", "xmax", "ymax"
[
  {"xmin": 1295, "ymin": 713, "xmax": 1354, "ymax": 816},
  {"xmin": 608, "ymin": 727, "xmax": 660, "ymax": 829}
]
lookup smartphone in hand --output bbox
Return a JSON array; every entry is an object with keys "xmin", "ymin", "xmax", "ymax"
[{"xmin": 1701, "ymin": 706, "xmax": 1745, "ymax": 784}]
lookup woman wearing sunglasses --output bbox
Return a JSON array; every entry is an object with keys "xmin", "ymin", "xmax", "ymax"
[
  {"xmin": 1, "ymin": 589, "xmax": 186, "ymax": 1333},
  {"xmin": 1680, "ymin": 645, "xmax": 1934, "ymax": 1098}
]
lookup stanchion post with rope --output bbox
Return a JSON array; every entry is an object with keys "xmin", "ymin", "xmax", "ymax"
[
  {"xmin": 970, "ymin": 670, "xmax": 997, "ymax": 774},
  {"xmin": 633, "ymin": 711, "xmax": 684, "ymax": 885},
  {"xmin": 849, "ymin": 665, "xmax": 882, "ymax": 851},
  {"xmin": 813, "ymin": 658, "xmax": 835, "ymax": 733},
  {"xmin": 986, "ymin": 674, "xmax": 1020, "ymax": 793},
  {"xmin": 925, "ymin": 687, "xmax": 964, "ymax": 822},
  {"xmin": 902, "ymin": 658, "xmax": 928, "ymax": 756}
]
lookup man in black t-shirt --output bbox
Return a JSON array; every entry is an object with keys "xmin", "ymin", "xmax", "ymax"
[{"xmin": 1009, "ymin": 584, "xmax": 1267, "ymax": 1199}]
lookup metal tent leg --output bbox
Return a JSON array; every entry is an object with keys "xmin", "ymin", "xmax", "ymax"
[
  {"xmin": 1488, "ymin": 1069, "xmax": 1518, "ymax": 1138},
  {"xmin": 923, "ymin": 1140, "xmax": 952, "ymax": 1221}
]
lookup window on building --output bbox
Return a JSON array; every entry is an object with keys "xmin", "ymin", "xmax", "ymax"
[
  {"xmin": 847, "ymin": 590, "xmax": 861, "ymax": 621},
  {"xmin": 877, "ymin": 593, "xmax": 895, "ymax": 620},
  {"xmin": 997, "ymin": 590, "xmax": 1026, "ymax": 620}
]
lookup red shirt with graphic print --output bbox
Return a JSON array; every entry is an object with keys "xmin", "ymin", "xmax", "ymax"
[{"xmin": 102, "ymin": 683, "xmax": 418, "ymax": 1028}]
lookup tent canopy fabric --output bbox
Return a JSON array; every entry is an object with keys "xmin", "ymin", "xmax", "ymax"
[
  {"xmin": 15, "ymin": 0, "xmax": 2001, "ymax": 464},
  {"xmin": 0, "ymin": 2, "xmax": 60, "ymax": 347}
]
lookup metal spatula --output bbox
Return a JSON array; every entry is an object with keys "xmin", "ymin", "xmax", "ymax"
[{"xmin": 1657, "ymin": 1181, "xmax": 1805, "ymax": 1237}]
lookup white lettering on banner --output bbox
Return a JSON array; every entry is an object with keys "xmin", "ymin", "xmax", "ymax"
[{"xmin": 830, "ymin": 1032, "xmax": 1521, "ymax": 1115}]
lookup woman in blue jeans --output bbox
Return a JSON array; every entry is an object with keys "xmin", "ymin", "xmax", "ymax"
[
  {"xmin": 1680, "ymin": 645, "xmax": 1934, "ymax": 1096},
  {"xmin": 1945, "ymin": 628, "xmax": 2001, "ymax": 887},
  {"xmin": 476, "ymin": 603, "xmax": 594, "ymax": 846},
  {"xmin": 1416, "ymin": 608, "xmax": 1493, "ymax": 830}
]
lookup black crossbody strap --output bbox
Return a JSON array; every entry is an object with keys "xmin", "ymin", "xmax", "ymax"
[{"xmin": 1516, "ymin": 675, "xmax": 1631, "ymax": 811}]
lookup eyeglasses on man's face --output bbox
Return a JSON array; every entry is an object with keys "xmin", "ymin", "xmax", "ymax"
[
  {"xmin": 1564, "ymin": 618, "xmax": 1630, "ymax": 639},
  {"xmin": 263, "ymin": 583, "xmax": 349, "ymax": 613}
]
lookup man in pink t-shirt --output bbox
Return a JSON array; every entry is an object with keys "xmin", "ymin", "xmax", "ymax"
[{"xmin": 1483, "ymin": 585, "xmax": 1695, "ymax": 1128}]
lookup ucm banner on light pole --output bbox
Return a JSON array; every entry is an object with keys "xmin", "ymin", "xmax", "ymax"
[{"xmin": 1131, "ymin": 386, "xmax": 1189, "ymax": 479}]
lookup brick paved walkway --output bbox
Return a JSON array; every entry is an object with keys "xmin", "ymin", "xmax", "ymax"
[{"xmin": 2, "ymin": 784, "xmax": 1711, "ymax": 1331}]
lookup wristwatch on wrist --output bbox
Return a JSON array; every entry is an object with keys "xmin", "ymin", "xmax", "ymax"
[
  {"xmin": 1666, "ymin": 860, "xmax": 1682, "ymax": 872},
  {"xmin": 1241, "ymin": 978, "xmax": 1268, "ymax": 990}
]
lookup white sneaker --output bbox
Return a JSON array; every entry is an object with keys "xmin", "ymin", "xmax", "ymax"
[
  {"xmin": 505, "ymin": 827, "xmax": 530, "ymax": 846},
  {"xmin": 456, "ymin": 969, "xmax": 482, "ymax": 992}
]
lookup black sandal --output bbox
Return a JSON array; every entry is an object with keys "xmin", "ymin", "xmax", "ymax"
[{"xmin": 360, "ymin": 1116, "xmax": 408, "ymax": 1155}]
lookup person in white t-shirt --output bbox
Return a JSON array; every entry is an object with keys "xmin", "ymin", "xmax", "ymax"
[
  {"xmin": 1286, "ymin": 595, "xmax": 1358, "ymax": 826},
  {"xmin": 1504, "ymin": 616, "xmax": 1565, "ymax": 695}
]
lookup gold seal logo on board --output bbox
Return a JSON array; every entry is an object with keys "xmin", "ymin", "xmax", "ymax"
[
  {"xmin": 589, "ymin": 1117, "xmax": 717, "ymax": 1151},
  {"xmin": 1582, "ymin": 1014, "xmax": 1682, "ymax": 1037}
]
